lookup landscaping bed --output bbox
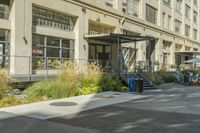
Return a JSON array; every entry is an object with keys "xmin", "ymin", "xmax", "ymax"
[{"xmin": 0, "ymin": 62, "xmax": 128, "ymax": 108}]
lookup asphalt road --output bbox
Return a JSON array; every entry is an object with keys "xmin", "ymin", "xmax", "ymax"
[{"xmin": 1, "ymin": 84, "xmax": 200, "ymax": 133}]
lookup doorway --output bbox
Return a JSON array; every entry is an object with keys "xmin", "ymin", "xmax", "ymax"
[{"xmin": 89, "ymin": 44, "xmax": 112, "ymax": 70}]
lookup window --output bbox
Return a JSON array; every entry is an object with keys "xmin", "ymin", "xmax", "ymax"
[
  {"xmin": 163, "ymin": 0, "xmax": 171, "ymax": 7},
  {"xmin": 176, "ymin": 0, "xmax": 182, "ymax": 13},
  {"xmin": 32, "ymin": 34, "xmax": 74, "ymax": 69},
  {"xmin": 0, "ymin": 29, "xmax": 9, "ymax": 68},
  {"xmin": 127, "ymin": 0, "xmax": 140, "ymax": 17},
  {"xmin": 174, "ymin": 20, "xmax": 181, "ymax": 33},
  {"xmin": 167, "ymin": 15, "xmax": 172, "ymax": 30},
  {"xmin": 162, "ymin": 13, "xmax": 166, "ymax": 28},
  {"xmin": 193, "ymin": 11, "xmax": 198, "ymax": 24},
  {"xmin": 185, "ymin": 25, "xmax": 190, "ymax": 37},
  {"xmin": 194, "ymin": 0, "xmax": 198, "ymax": 6},
  {"xmin": 89, "ymin": 21, "xmax": 115, "ymax": 35},
  {"xmin": 185, "ymin": 4, "xmax": 190, "ymax": 19},
  {"xmin": 32, "ymin": 6, "xmax": 76, "ymax": 31},
  {"xmin": 0, "ymin": 0, "xmax": 10, "ymax": 19},
  {"xmin": 146, "ymin": 4, "xmax": 157, "ymax": 24},
  {"xmin": 193, "ymin": 29, "xmax": 197, "ymax": 40}
]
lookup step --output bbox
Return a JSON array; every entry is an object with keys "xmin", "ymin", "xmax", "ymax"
[{"xmin": 143, "ymin": 86, "xmax": 157, "ymax": 90}]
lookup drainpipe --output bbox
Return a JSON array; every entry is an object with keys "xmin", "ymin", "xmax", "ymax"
[{"xmin": 120, "ymin": 17, "xmax": 125, "ymax": 33}]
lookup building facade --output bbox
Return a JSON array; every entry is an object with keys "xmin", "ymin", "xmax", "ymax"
[{"xmin": 0, "ymin": 0, "xmax": 200, "ymax": 78}]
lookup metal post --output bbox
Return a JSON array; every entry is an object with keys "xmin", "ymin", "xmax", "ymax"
[
  {"xmin": 117, "ymin": 37, "xmax": 120, "ymax": 77},
  {"xmin": 134, "ymin": 41, "xmax": 137, "ymax": 73},
  {"xmin": 29, "ymin": 56, "xmax": 31, "ymax": 81},
  {"xmin": 148, "ymin": 39, "xmax": 152, "ymax": 75}
]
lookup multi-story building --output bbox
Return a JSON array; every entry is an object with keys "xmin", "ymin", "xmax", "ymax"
[{"xmin": 0, "ymin": 0, "xmax": 200, "ymax": 81}]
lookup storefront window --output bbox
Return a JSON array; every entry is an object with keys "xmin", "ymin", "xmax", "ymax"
[
  {"xmin": 32, "ymin": 34, "xmax": 74, "ymax": 70},
  {"xmin": 0, "ymin": 29, "xmax": 9, "ymax": 68}
]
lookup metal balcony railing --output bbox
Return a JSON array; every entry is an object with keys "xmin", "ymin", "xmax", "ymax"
[{"xmin": 33, "ymin": 19, "xmax": 74, "ymax": 32}]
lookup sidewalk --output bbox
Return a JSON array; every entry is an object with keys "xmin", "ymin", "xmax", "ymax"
[{"xmin": 0, "ymin": 92, "xmax": 147, "ymax": 120}]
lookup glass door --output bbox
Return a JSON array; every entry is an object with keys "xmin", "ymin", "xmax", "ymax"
[{"xmin": 89, "ymin": 44, "xmax": 112, "ymax": 69}]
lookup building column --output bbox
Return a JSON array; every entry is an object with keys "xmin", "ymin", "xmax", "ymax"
[
  {"xmin": 9, "ymin": 0, "xmax": 32, "ymax": 75},
  {"xmin": 74, "ymin": 7, "xmax": 89, "ymax": 71}
]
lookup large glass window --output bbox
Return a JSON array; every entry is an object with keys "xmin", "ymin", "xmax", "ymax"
[
  {"xmin": 185, "ymin": 4, "xmax": 190, "ymax": 19},
  {"xmin": 0, "ymin": 29, "xmax": 9, "ymax": 68},
  {"xmin": 185, "ymin": 25, "xmax": 190, "ymax": 37},
  {"xmin": 32, "ymin": 6, "xmax": 76, "ymax": 32},
  {"xmin": 162, "ymin": 13, "xmax": 166, "ymax": 28},
  {"xmin": 32, "ymin": 34, "xmax": 74, "ymax": 70},
  {"xmin": 146, "ymin": 4, "xmax": 157, "ymax": 24},
  {"xmin": 127, "ymin": 0, "xmax": 140, "ymax": 17},
  {"xmin": 0, "ymin": 0, "xmax": 10, "ymax": 19},
  {"xmin": 193, "ymin": 29, "xmax": 197, "ymax": 40},
  {"xmin": 193, "ymin": 0, "xmax": 198, "ymax": 6},
  {"xmin": 176, "ymin": 0, "xmax": 182, "ymax": 13},
  {"xmin": 174, "ymin": 20, "xmax": 181, "ymax": 33},
  {"xmin": 167, "ymin": 15, "xmax": 172, "ymax": 30},
  {"xmin": 193, "ymin": 11, "xmax": 198, "ymax": 24}
]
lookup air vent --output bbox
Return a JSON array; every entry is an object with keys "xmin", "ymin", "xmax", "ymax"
[
  {"xmin": 122, "ymin": 8, "xmax": 126, "ymax": 13},
  {"xmin": 106, "ymin": 2, "xmax": 113, "ymax": 7}
]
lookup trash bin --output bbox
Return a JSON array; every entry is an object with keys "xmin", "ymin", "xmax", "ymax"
[
  {"xmin": 127, "ymin": 78, "xmax": 136, "ymax": 92},
  {"xmin": 135, "ymin": 79, "xmax": 143, "ymax": 93}
]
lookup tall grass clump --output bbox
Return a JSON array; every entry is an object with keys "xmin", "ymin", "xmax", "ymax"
[
  {"xmin": 24, "ymin": 61, "xmax": 127, "ymax": 100},
  {"xmin": 0, "ymin": 69, "xmax": 10, "ymax": 99}
]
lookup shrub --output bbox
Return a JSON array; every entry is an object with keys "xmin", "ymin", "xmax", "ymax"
[
  {"xmin": 149, "ymin": 70, "xmax": 176, "ymax": 85},
  {"xmin": 0, "ymin": 69, "xmax": 10, "ymax": 99},
  {"xmin": 78, "ymin": 86, "xmax": 102, "ymax": 95},
  {"xmin": 80, "ymin": 62, "xmax": 103, "ymax": 87},
  {"xmin": 24, "ymin": 61, "xmax": 127, "ymax": 101},
  {"xmin": 100, "ymin": 75, "xmax": 126, "ymax": 92},
  {"xmin": 24, "ymin": 79, "xmax": 80, "ymax": 99}
]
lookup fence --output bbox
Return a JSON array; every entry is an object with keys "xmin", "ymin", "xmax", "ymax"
[{"xmin": 0, "ymin": 55, "xmax": 120, "ymax": 82}]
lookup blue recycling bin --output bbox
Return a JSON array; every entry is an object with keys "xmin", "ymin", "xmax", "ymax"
[{"xmin": 128, "ymin": 78, "xmax": 136, "ymax": 92}]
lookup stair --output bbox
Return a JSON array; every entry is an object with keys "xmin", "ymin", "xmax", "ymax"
[
  {"xmin": 135, "ymin": 73, "xmax": 157, "ymax": 90},
  {"xmin": 120, "ymin": 73, "xmax": 157, "ymax": 90}
]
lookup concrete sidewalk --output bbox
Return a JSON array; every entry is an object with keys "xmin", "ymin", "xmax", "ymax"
[{"xmin": 0, "ymin": 92, "xmax": 147, "ymax": 120}]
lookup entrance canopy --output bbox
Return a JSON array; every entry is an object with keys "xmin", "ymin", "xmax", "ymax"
[
  {"xmin": 184, "ymin": 58, "xmax": 200, "ymax": 63},
  {"xmin": 175, "ymin": 51, "xmax": 200, "ymax": 56},
  {"xmin": 84, "ymin": 33, "xmax": 154, "ymax": 43}
]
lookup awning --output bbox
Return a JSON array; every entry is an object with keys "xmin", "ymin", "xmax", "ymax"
[
  {"xmin": 184, "ymin": 58, "xmax": 200, "ymax": 63},
  {"xmin": 175, "ymin": 51, "xmax": 200, "ymax": 55},
  {"xmin": 84, "ymin": 33, "xmax": 154, "ymax": 43}
]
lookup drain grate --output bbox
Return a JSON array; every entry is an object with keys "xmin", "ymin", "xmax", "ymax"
[{"xmin": 50, "ymin": 102, "xmax": 77, "ymax": 107}]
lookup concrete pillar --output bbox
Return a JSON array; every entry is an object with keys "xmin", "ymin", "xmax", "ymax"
[
  {"xmin": 10, "ymin": 0, "xmax": 32, "ymax": 75},
  {"xmin": 74, "ymin": 8, "xmax": 89, "ymax": 71}
]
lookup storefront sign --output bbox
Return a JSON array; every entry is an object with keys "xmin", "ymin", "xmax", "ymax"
[{"xmin": 32, "ymin": 49, "xmax": 43, "ymax": 55}]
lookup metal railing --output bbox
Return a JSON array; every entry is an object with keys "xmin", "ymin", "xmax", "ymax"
[
  {"xmin": 0, "ymin": 55, "xmax": 117, "ymax": 76},
  {"xmin": 33, "ymin": 19, "xmax": 74, "ymax": 32},
  {"xmin": 0, "ymin": 10, "xmax": 9, "ymax": 19}
]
